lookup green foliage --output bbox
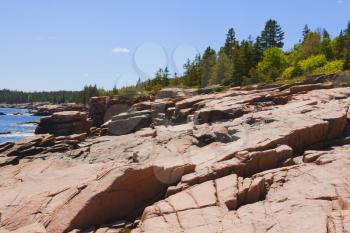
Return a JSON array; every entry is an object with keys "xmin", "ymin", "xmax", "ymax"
[
  {"xmin": 199, "ymin": 47, "xmax": 216, "ymax": 87},
  {"xmin": 256, "ymin": 19, "xmax": 285, "ymax": 50},
  {"xmin": 0, "ymin": 84, "xmax": 101, "ymax": 104},
  {"xmin": 298, "ymin": 54, "xmax": 327, "ymax": 73},
  {"xmin": 280, "ymin": 75, "xmax": 306, "ymax": 84},
  {"xmin": 182, "ymin": 56, "xmax": 201, "ymax": 88},
  {"xmin": 302, "ymin": 24, "xmax": 311, "ymax": 40},
  {"xmin": 143, "ymin": 67, "xmax": 170, "ymax": 92},
  {"xmin": 344, "ymin": 53, "xmax": 350, "ymax": 70},
  {"xmin": 333, "ymin": 23, "xmax": 350, "ymax": 59},
  {"xmin": 223, "ymin": 28, "xmax": 238, "ymax": 57},
  {"xmin": 209, "ymin": 49, "xmax": 233, "ymax": 85},
  {"xmin": 321, "ymin": 36, "xmax": 334, "ymax": 60},
  {"xmin": 231, "ymin": 39, "xmax": 260, "ymax": 85},
  {"xmin": 257, "ymin": 47, "xmax": 287, "ymax": 82},
  {"xmin": 294, "ymin": 32, "xmax": 321, "ymax": 61},
  {"xmin": 281, "ymin": 63, "xmax": 303, "ymax": 79},
  {"xmin": 313, "ymin": 60, "xmax": 345, "ymax": 75}
]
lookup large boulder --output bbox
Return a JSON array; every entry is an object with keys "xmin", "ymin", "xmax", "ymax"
[
  {"xmin": 89, "ymin": 96, "xmax": 131, "ymax": 127},
  {"xmin": 35, "ymin": 111, "xmax": 91, "ymax": 136},
  {"xmin": 107, "ymin": 110, "xmax": 152, "ymax": 136}
]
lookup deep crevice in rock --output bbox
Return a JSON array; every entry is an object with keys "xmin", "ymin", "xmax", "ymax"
[{"xmin": 63, "ymin": 164, "xmax": 194, "ymax": 232}]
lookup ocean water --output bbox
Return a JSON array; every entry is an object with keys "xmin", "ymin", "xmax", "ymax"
[{"xmin": 0, "ymin": 108, "xmax": 41, "ymax": 143}]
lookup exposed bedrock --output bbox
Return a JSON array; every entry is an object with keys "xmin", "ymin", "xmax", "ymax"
[
  {"xmin": 0, "ymin": 159, "xmax": 195, "ymax": 233},
  {"xmin": 135, "ymin": 145, "xmax": 350, "ymax": 233},
  {"xmin": 1, "ymin": 82, "xmax": 350, "ymax": 233}
]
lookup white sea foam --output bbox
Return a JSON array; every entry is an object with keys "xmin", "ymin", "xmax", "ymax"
[{"xmin": 0, "ymin": 132, "xmax": 35, "ymax": 137}]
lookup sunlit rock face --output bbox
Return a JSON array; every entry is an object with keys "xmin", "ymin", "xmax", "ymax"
[{"xmin": 1, "ymin": 82, "xmax": 350, "ymax": 233}]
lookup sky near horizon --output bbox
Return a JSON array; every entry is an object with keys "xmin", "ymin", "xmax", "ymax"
[{"xmin": 0, "ymin": 0, "xmax": 349, "ymax": 91}]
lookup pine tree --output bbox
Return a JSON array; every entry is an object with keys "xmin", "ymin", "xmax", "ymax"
[
  {"xmin": 295, "ymin": 31, "xmax": 322, "ymax": 61},
  {"xmin": 321, "ymin": 30, "xmax": 334, "ymax": 60},
  {"xmin": 344, "ymin": 53, "xmax": 350, "ymax": 70},
  {"xmin": 199, "ymin": 47, "xmax": 216, "ymax": 87},
  {"xmin": 112, "ymin": 85, "xmax": 118, "ymax": 95},
  {"xmin": 232, "ymin": 40, "xmax": 260, "ymax": 86},
  {"xmin": 322, "ymin": 29, "xmax": 330, "ymax": 39},
  {"xmin": 258, "ymin": 19, "xmax": 285, "ymax": 50},
  {"xmin": 223, "ymin": 28, "xmax": 238, "ymax": 58},
  {"xmin": 210, "ymin": 49, "xmax": 233, "ymax": 85},
  {"xmin": 303, "ymin": 24, "xmax": 311, "ymax": 40},
  {"xmin": 163, "ymin": 67, "xmax": 170, "ymax": 86},
  {"xmin": 183, "ymin": 57, "xmax": 201, "ymax": 87},
  {"xmin": 136, "ymin": 78, "xmax": 142, "ymax": 87},
  {"xmin": 334, "ymin": 30, "xmax": 346, "ymax": 59},
  {"xmin": 346, "ymin": 21, "xmax": 350, "ymax": 36}
]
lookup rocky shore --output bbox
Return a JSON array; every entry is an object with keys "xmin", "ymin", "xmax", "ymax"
[
  {"xmin": 0, "ymin": 102, "xmax": 86, "ymax": 116},
  {"xmin": 1, "ymin": 75, "xmax": 350, "ymax": 232}
]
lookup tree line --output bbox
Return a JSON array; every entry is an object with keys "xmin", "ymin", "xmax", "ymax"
[
  {"xmin": 0, "ymin": 85, "xmax": 116, "ymax": 104},
  {"xmin": 122, "ymin": 19, "xmax": 350, "ymax": 93},
  {"xmin": 1, "ymin": 19, "xmax": 350, "ymax": 104}
]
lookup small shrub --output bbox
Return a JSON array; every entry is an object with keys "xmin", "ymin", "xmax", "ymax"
[
  {"xmin": 256, "ymin": 47, "xmax": 287, "ymax": 83},
  {"xmin": 313, "ymin": 60, "xmax": 344, "ymax": 75},
  {"xmin": 299, "ymin": 54, "xmax": 327, "ymax": 73},
  {"xmin": 281, "ymin": 64, "xmax": 303, "ymax": 79}
]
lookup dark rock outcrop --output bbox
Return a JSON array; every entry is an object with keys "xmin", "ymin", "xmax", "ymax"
[
  {"xmin": 35, "ymin": 111, "xmax": 91, "ymax": 136},
  {"xmin": 89, "ymin": 96, "xmax": 131, "ymax": 127}
]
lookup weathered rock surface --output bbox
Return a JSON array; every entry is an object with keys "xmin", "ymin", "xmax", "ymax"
[
  {"xmin": 135, "ymin": 145, "xmax": 350, "ymax": 233},
  {"xmin": 89, "ymin": 96, "xmax": 132, "ymax": 127},
  {"xmin": 33, "ymin": 103, "xmax": 86, "ymax": 116},
  {"xmin": 35, "ymin": 111, "xmax": 91, "ymax": 136},
  {"xmin": 155, "ymin": 88, "xmax": 197, "ymax": 100},
  {"xmin": 0, "ymin": 133, "xmax": 89, "ymax": 166},
  {"xmin": 107, "ymin": 110, "xmax": 152, "ymax": 136},
  {"xmin": 0, "ymin": 156, "xmax": 194, "ymax": 232},
  {"xmin": 1, "ymin": 82, "xmax": 350, "ymax": 233},
  {"xmin": 289, "ymin": 82, "xmax": 334, "ymax": 94}
]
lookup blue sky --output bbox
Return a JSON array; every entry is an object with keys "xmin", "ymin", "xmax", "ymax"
[{"xmin": 0, "ymin": 0, "xmax": 349, "ymax": 91}]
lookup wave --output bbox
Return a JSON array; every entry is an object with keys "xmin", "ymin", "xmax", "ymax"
[{"xmin": 0, "ymin": 132, "xmax": 35, "ymax": 138}]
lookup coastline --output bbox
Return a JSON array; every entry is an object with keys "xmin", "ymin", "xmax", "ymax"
[{"xmin": 0, "ymin": 107, "xmax": 41, "ymax": 143}]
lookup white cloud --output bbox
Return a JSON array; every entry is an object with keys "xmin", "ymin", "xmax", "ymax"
[
  {"xmin": 82, "ymin": 73, "xmax": 89, "ymax": 77},
  {"xmin": 338, "ymin": 0, "xmax": 343, "ymax": 4},
  {"xmin": 112, "ymin": 47, "xmax": 130, "ymax": 53}
]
